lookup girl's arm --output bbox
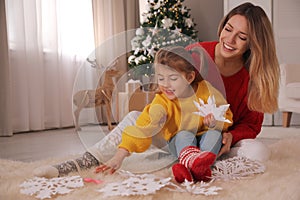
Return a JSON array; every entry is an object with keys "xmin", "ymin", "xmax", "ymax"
[
  {"xmin": 119, "ymin": 102, "xmax": 167, "ymax": 153},
  {"xmin": 95, "ymin": 97, "xmax": 168, "ymax": 174},
  {"xmin": 95, "ymin": 147, "xmax": 130, "ymax": 174}
]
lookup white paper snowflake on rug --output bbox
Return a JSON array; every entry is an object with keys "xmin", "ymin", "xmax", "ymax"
[
  {"xmin": 212, "ymin": 156, "xmax": 265, "ymax": 181},
  {"xmin": 98, "ymin": 170, "xmax": 222, "ymax": 197},
  {"xmin": 98, "ymin": 157, "xmax": 265, "ymax": 197},
  {"xmin": 167, "ymin": 180, "xmax": 222, "ymax": 196},
  {"xmin": 20, "ymin": 176, "xmax": 84, "ymax": 199},
  {"xmin": 97, "ymin": 171, "xmax": 171, "ymax": 197}
]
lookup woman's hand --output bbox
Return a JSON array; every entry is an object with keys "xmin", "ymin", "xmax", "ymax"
[
  {"xmin": 217, "ymin": 132, "xmax": 233, "ymax": 157},
  {"xmin": 95, "ymin": 148, "xmax": 130, "ymax": 174},
  {"xmin": 203, "ymin": 113, "xmax": 216, "ymax": 128}
]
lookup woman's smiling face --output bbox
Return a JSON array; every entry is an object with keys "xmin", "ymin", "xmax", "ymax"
[
  {"xmin": 155, "ymin": 64, "xmax": 194, "ymax": 100},
  {"xmin": 219, "ymin": 14, "xmax": 249, "ymax": 59}
]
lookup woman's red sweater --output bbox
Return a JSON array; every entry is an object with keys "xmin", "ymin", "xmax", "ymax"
[{"xmin": 188, "ymin": 41, "xmax": 264, "ymax": 145}]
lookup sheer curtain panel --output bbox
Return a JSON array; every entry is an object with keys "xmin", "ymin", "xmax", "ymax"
[
  {"xmin": 0, "ymin": 0, "xmax": 12, "ymax": 136},
  {"xmin": 91, "ymin": 0, "xmax": 139, "ymax": 123},
  {"xmin": 4, "ymin": 0, "xmax": 95, "ymax": 134}
]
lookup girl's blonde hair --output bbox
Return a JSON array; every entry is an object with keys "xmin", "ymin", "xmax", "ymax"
[
  {"xmin": 154, "ymin": 46, "xmax": 203, "ymax": 87},
  {"xmin": 218, "ymin": 2, "xmax": 280, "ymax": 113}
]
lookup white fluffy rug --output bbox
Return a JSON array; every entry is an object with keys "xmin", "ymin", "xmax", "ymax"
[{"xmin": 1, "ymin": 135, "xmax": 300, "ymax": 200}]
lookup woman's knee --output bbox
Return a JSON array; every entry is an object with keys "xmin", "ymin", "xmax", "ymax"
[{"xmin": 229, "ymin": 139, "xmax": 271, "ymax": 162}]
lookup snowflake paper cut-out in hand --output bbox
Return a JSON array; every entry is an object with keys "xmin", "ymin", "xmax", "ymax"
[
  {"xmin": 20, "ymin": 176, "xmax": 84, "ymax": 199},
  {"xmin": 193, "ymin": 95, "xmax": 232, "ymax": 123},
  {"xmin": 212, "ymin": 156, "xmax": 265, "ymax": 181}
]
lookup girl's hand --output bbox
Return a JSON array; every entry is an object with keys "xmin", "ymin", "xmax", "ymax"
[
  {"xmin": 203, "ymin": 113, "xmax": 216, "ymax": 128},
  {"xmin": 95, "ymin": 148, "xmax": 129, "ymax": 174},
  {"xmin": 217, "ymin": 131, "xmax": 233, "ymax": 157}
]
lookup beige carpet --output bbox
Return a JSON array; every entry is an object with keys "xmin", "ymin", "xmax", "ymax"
[{"xmin": 1, "ymin": 131, "xmax": 300, "ymax": 199}]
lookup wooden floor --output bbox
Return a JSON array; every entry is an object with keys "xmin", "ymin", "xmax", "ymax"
[
  {"xmin": 0, "ymin": 125, "xmax": 299, "ymax": 162},
  {"xmin": 0, "ymin": 128, "xmax": 85, "ymax": 162}
]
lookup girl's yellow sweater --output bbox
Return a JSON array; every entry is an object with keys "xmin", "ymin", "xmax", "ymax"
[{"xmin": 119, "ymin": 80, "xmax": 233, "ymax": 153}]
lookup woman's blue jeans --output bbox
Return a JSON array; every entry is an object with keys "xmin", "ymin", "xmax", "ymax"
[{"xmin": 167, "ymin": 130, "xmax": 222, "ymax": 157}]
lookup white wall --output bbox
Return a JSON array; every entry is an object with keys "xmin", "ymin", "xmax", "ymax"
[
  {"xmin": 183, "ymin": 0, "xmax": 223, "ymax": 41},
  {"xmin": 273, "ymin": 0, "xmax": 300, "ymax": 126},
  {"xmin": 273, "ymin": 0, "xmax": 300, "ymax": 64},
  {"xmin": 224, "ymin": 0, "xmax": 272, "ymax": 20}
]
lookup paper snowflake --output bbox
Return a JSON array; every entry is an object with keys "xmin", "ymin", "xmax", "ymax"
[
  {"xmin": 97, "ymin": 157, "xmax": 265, "ymax": 197},
  {"xmin": 167, "ymin": 180, "xmax": 222, "ymax": 196},
  {"xmin": 98, "ymin": 170, "xmax": 222, "ymax": 197},
  {"xmin": 193, "ymin": 95, "xmax": 232, "ymax": 123},
  {"xmin": 212, "ymin": 156, "xmax": 266, "ymax": 181},
  {"xmin": 20, "ymin": 176, "xmax": 84, "ymax": 199},
  {"xmin": 97, "ymin": 171, "xmax": 171, "ymax": 197}
]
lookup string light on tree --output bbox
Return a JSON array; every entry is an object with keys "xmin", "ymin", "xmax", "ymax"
[{"xmin": 128, "ymin": 0, "xmax": 198, "ymax": 78}]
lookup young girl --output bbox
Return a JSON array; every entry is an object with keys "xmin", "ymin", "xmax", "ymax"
[{"xmin": 95, "ymin": 46, "xmax": 233, "ymax": 183}]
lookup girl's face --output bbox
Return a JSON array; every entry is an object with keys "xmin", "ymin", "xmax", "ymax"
[
  {"xmin": 155, "ymin": 64, "xmax": 195, "ymax": 100},
  {"xmin": 219, "ymin": 14, "xmax": 249, "ymax": 60}
]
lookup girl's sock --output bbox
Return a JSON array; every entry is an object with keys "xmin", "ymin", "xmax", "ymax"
[
  {"xmin": 177, "ymin": 146, "xmax": 216, "ymax": 182},
  {"xmin": 34, "ymin": 152, "xmax": 99, "ymax": 178},
  {"xmin": 172, "ymin": 163, "xmax": 193, "ymax": 183}
]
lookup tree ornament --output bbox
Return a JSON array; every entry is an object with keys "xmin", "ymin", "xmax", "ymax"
[{"xmin": 127, "ymin": 0, "xmax": 198, "ymax": 80}]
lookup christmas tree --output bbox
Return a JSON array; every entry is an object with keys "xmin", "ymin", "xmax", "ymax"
[{"xmin": 128, "ymin": 0, "xmax": 198, "ymax": 78}]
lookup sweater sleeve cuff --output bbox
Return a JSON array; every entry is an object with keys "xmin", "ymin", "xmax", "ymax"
[{"xmin": 118, "ymin": 130, "xmax": 152, "ymax": 153}]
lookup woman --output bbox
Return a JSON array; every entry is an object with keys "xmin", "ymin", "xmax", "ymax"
[
  {"xmin": 187, "ymin": 2, "xmax": 279, "ymax": 157},
  {"xmin": 34, "ymin": 2, "xmax": 279, "ymax": 178}
]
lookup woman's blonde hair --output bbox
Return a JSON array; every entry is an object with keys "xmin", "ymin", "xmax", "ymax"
[{"xmin": 218, "ymin": 2, "xmax": 280, "ymax": 113}]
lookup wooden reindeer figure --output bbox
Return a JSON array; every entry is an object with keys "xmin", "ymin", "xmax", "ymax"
[{"xmin": 73, "ymin": 68, "xmax": 121, "ymax": 131}]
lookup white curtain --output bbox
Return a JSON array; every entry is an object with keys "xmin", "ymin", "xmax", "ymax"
[
  {"xmin": 89, "ymin": 0, "xmax": 139, "ymax": 123},
  {"xmin": 92, "ymin": 0, "xmax": 139, "ymax": 47},
  {"xmin": 3, "ymin": 0, "xmax": 95, "ymax": 135},
  {"xmin": 1, "ymin": 0, "xmax": 139, "ymax": 136},
  {"xmin": 0, "ymin": 0, "xmax": 12, "ymax": 136}
]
